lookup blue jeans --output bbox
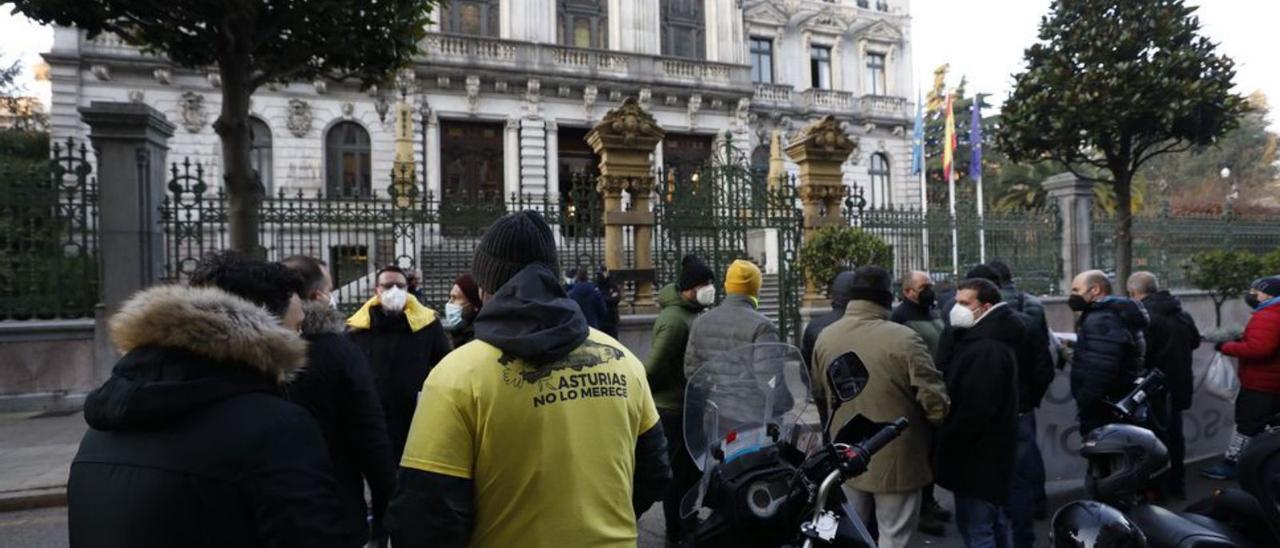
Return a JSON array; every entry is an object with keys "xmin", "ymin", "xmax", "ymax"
[
  {"xmin": 956, "ymin": 494, "xmax": 1014, "ymax": 548},
  {"xmin": 1005, "ymin": 413, "xmax": 1044, "ymax": 548}
]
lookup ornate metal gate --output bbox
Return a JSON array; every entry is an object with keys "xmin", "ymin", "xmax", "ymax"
[{"xmin": 654, "ymin": 137, "xmax": 805, "ymax": 344}]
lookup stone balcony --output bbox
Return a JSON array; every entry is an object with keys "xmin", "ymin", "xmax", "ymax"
[
  {"xmin": 416, "ymin": 33, "xmax": 753, "ymax": 95},
  {"xmin": 751, "ymin": 83, "xmax": 910, "ymax": 123}
]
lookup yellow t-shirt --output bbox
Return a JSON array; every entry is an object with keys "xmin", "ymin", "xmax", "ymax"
[{"xmin": 400, "ymin": 328, "xmax": 661, "ymax": 548}]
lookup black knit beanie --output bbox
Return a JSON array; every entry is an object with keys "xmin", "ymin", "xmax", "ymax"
[
  {"xmin": 1253, "ymin": 276, "xmax": 1280, "ymax": 298},
  {"xmin": 678, "ymin": 255, "xmax": 714, "ymax": 291},
  {"xmin": 965, "ymin": 264, "xmax": 1002, "ymax": 285},
  {"xmin": 472, "ymin": 210, "xmax": 559, "ymax": 294},
  {"xmin": 849, "ymin": 265, "xmax": 894, "ymax": 309}
]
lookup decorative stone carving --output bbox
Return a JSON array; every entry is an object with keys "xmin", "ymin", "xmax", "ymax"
[
  {"xmin": 91, "ymin": 65, "xmax": 110, "ymax": 81},
  {"xmin": 207, "ymin": 72, "xmax": 221, "ymax": 88},
  {"xmin": 583, "ymin": 85, "xmax": 599, "ymax": 120},
  {"xmin": 465, "ymin": 75, "xmax": 481, "ymax": 113},
  {"xmin": 127, "ymin": 90, "xmax": 145, "ymax": 103},
  {"xmin": 786, "ymin": 115, "xmax": 857, "ymax": 165},
  {"xmin": 608, "ymin": 89, "xmax": 622, "ymax": 102},
  {"xmin": 687, "ymin": 94, "xmax": 702, "ymax": 128},
  {"xmin": 178, "ymin": 91, "xmax": 207, "ymax": 133},
  {"xmin": 710, "ymin": 98, "xmax": 724, "ymax": 110},
  {"xmin": 877, "ymin": 139, "xmax": 887, "ymax": 152},
  {"xmin": 495, "ymin": 80, "xmax": 508, "ymax": 93},
  {"xmin": 287, "ymin": 99, "xmax": 313, "ymax": 137},
  {"xmin": 665, "ymin": 95, "xmax": 679, "ymax": 106},
  {"xmin": 588, "ymin": 97, "xmax": 665, "ymax": 151},
  {"xmin": 638, "ymin": 88, "xmax": 652, "ymax": 111},
  {"xmin": 558, "ymin": 85, "xmax": 571, "ymax": 98},
  {"xmin": 437, "ymin": 75, "xmax": 451, "ymax": 89},
  {"xmin": 893, "ymin": 126, "xmax": 905, "ymax": 137},
  {"xmin": 864, "ymin": 123, "xmax": 877, "ymax": 134},
  {"xmin": 314, "ymin": 80, "xmax": 328, "ymax": 94},
  {"xmin": 152, "ymin": 68, "xmax": 171, "ymax": 85},
  {"xmin": 526, "ymin": 79, "xmax": 541, "ymax": 104}
]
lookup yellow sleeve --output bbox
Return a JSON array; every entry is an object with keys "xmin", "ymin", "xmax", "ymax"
[
  {"xmin": 399, "ymin": 365, "xmax": 476, "ymax": 479},
  {"xmin": 633, "ymin": 358, "xmax": 661, "ymax": 435}
]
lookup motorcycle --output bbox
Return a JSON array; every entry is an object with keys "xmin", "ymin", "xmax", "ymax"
[
  {"xmin": 678, "ymin": 343, "xmax": 909, "ymax": 548},
  {"xmin": 1053, "ymin": 370, "xmax": 1280, "ymax": 547}
]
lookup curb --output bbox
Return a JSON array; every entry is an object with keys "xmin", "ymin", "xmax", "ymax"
[{"xmin": 0, "ymin": 487, "xmax": 68, "ymax": 513}]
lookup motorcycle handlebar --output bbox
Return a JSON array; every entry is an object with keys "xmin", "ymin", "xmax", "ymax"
[{"xmin": 841, "ymin": 417, "xmax": 909, "ymax": 474}]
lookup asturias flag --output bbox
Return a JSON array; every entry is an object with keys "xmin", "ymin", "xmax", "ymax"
[
  {"xmin": 969, "ymin": 94, "xmax": 983, "ymax": 182},
  {"xmin": 942, "ymin": 93, "xmax": 956, "ymax": 181},
  {"xmin": 911, "ymin": 92, "xmax": 925, "ymax": 176}
]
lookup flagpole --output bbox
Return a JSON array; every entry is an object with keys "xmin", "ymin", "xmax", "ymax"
[
  {"xmin": 921, "ymin": 150, "xmax": 930, "ymax": 270},
  {"xmin": 949, "ymin": 160, "xmax": 957, "ymax": 278},
  {"xmin": 977, "ymin": 173, "xmax": 986, "ymax": 263}
]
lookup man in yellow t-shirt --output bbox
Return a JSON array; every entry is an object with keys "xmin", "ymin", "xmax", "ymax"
[{"xmin": 386, "ymin": 211, "xmax": 670, "ymax": 548}]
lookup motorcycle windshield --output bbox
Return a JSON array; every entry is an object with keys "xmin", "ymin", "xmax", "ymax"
[{"xmin": 683, "ymin": 342, "xmax": 812, "ymax": 472}]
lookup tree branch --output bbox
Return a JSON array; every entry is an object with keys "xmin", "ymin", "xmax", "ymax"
[{"xmin": 1133, "ymin": 140, "xmax": 1194, "ymax": 173}]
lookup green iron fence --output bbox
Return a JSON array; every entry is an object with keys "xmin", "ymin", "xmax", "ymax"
[
  {"xmin": 654, "ymin": 138, "xmax": 805, "ymax": 345},
  {"xmin": 161, "ymin": 160, "xmax": 603, "ymax": 313},
  {"xmin": 1092, "ymin": 202, "xmax": 1280, "ymax": 289},
  {"xmin": 0, "ymin": 138, "xmax": 99, "ymax": 320},
  {"xmin": 854, "ymin": 200, "xmax": 1063, "ymax": 295}
]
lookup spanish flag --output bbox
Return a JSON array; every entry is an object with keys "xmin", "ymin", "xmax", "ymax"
[{"xmin": 942, "ymin": 93, "xmax": 956, "ymax": 181}]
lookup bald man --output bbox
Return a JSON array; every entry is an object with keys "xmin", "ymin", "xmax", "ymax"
[{"xmin": 1068, "ymin": 270, "xmax": 1149, "ymax": 434}]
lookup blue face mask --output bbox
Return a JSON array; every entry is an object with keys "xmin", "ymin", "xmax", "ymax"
[{"xmin": 442, "ymin": 302, "xmax": 465, "ymax": 331}]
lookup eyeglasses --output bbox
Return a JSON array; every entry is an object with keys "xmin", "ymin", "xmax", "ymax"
[{"xmin": 379, "ymin": 282, "xmax": 407, "ymax": 290}]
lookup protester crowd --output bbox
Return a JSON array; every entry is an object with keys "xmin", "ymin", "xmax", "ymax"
[{"xmin": 63, "ymin": 208, "xmax": 1280, "ymax": 548}]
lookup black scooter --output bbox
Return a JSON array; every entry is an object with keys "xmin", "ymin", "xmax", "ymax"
[{"xmin": 1056, "ymin": 371, "xmax": 1280, "ymax": 547}]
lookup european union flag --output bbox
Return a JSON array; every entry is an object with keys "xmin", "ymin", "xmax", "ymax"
[
  {"xmin": 911, "ymin": 92, "xmax": 924, "ymax": 176},
  {"xmin": 969, "ymin": 95, "xmax": 983, "ymax": 182}
]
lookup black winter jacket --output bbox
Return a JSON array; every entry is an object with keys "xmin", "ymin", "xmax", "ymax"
[
  {"xmin": 935, "ymin": 304, "xmax": 1021, "ymax": 505},
  {"xmin": 349, "ymin": 306, "xmax": 451, "ymax": 458},
  {"xmin": 68, "ymin": 285, "xmax": 344, "ymax": 548},
  {"xmin": 803, "ymin": 271, "xmax": 857, "ymax": 367},
  {"xmin": 1142, "ymin": 291, "xmax": 1200, "ymax": 411},
  {"xmin": 1072, "ymin": 297, "xmax": 1149, "ymax": 425},
  {"xmin": 289, "ymin": 303, "xmax": 398, "ymax": 546}
]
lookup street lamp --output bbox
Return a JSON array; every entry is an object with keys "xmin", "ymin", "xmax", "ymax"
[{"xmin": 1220, "ymin": 166, "xmax": 1239, "ymax": 205}]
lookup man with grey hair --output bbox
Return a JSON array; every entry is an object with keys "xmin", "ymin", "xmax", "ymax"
[
  {"xmin": 1127, "ymin": 271, "xmax": 1199, "ymax": 497},
  {"xmin": 1069, "ymin": 270, "xmax": 1149, "ymax": 434}
]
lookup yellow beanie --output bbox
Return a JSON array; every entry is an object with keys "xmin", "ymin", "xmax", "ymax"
[{"xmin": 724, "ymin": 259, "xmax": 763, "ymax": 296}]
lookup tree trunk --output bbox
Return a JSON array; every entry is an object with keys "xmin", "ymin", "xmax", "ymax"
[
  {"xmin": 213, "ymin": 60, "xmax": 263, "ymax": 255},
  {"xmin": 1112, "ymin": 174, "xmax": 1133, "ymax": 295}
]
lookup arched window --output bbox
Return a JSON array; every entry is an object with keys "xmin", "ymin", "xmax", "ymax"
[
  {"xmin": 869, "ymin": 153, "xmax": 891, "ymax": 207},
  {"xmin": 326, "ymin": 122, "xmax": 372, "ymax": 198},
  {"xmin": 249, "ymin": 118, "xmax": 273, "ymax": 195}
]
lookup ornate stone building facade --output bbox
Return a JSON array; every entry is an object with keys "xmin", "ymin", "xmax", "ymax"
[{"xmin": 44, "ymin": 0, "xmax": 915, "ymax": 209}]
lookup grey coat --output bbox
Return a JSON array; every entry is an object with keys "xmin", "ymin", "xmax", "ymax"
[{"xmin": 684, "ymin": 295, "xmax": 780, "ymax": 380}]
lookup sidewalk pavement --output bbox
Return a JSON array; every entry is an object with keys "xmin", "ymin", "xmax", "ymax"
[{"xmin": 0, "ymin": 411, "xmax": 84, "ymax": 512}]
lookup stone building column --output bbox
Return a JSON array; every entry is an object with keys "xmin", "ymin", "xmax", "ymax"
[
  {"xmin": 705, "ymin": 0, "xmax": 746, "ymax": 64},
  {"xmin": 502, "ymin": 0, "xmax": 556, "ymax": 43},
  {"xmin": 587, "ymin": 97, "xmax": 665, "ymax": 313},
  {"xmin": 80, "ymin": 102, "xmax": 175, "ymax": 380},
  {"xmin": 520, "ymin": 117, "xmax": 549, "ymax": 195},
  {"xmin": 424, "ymin": 109, "xmax": 441, "ymax": 199},
  {"xmin": 546, "ymin": 119, "xmax": 560, "ymax": 200},
  {"xmin": 1043, "ymin": 172, "xmax": 1094, "ymax": 293},
  {"xmin": 504, "ymin": 117, "xmax": 520, "ymax": 198},
  {"xmin": 609, "ymin": 0, "xmax": 661, "ymax": 55},
  {"xmin": 785, "ymin": 115, "xmax": 857, "ymax": 306}
]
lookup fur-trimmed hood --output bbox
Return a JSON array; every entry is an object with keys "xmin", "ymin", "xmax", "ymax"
[
  {"xmin": 300, "ymin": 301, "xmax": 347, "ymax": 337},
  {"xmin": 109, "ymin": 284, "xmax": 307, "ymax": 384}
]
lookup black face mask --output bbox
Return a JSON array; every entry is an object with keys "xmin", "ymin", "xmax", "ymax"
[
  {"xmin": 1245, "ymin": 293, "xmax": 1260, "ymax": 309},
  {"xmin": 1067, "ymin": 294, "xmax": 1089, "ymax": 312},
  {"xmin": 917, "ymin": 288, "xmax": 936, "ymax": 309}
]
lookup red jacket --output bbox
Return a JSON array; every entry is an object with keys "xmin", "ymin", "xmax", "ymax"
[{"xmin": 1222, "ymin": 302, "xmax": 1280, "ymax": 393}]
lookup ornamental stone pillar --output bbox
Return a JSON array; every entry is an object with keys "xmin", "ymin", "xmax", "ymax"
[
  {"xmin": 586, "ymin": 97, "xmax": 665, "ymax": 314},
  {"xmin": 785, "ymin": 115, "xmax": 857, "ymax": 306},
  {"xmin": 1043, "ymin": 172, "xmax": 1094, "ymax": 294}
]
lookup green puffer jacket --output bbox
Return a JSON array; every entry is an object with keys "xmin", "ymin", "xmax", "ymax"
[{"xmin": 644, "ymin": 284, "xmax": 704, "ymax": 411}]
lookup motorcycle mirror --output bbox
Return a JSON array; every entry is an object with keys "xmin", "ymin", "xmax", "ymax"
[{"xmin": 827, "ymin": 352, "xmax": 869, "ymax": 405}]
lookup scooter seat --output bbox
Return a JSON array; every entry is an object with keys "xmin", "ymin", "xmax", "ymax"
[
  {"xmin": 1178, "ymin": 513, "xmax": 1257, "ymax": 548},
  {"xmin": 1128, "ymin": 505, "xmax": 1240, "ymax": 548}
]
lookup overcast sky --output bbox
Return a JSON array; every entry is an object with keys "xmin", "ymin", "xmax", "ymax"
[{"xmin": 2, "ymin": 1, "xmax": 1277, "ymax": 129}]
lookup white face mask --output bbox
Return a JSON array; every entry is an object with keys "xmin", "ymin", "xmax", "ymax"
[
  {"xmin": 696, "ymin": 285, "xmax": 717, "ymax": 306},
  {"xmin": 380, "ymin": 287, "xmax": 408, "ymax": 313},
  {"xmin": 328, "ymin": 292, "xmax": 339, "ymax": 310},
  {"xmin": 949, "ymin": 303, "xmax": 978, "ymax": 329},
  {"xmin": 442, "ymin": 302, "xmax": 464, "ymax": 330}
]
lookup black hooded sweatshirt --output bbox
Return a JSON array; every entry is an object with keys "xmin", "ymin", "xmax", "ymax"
[
  {"xmin": 385, "ymin": 264, "xmax": 670, "ymax": 547},
  {"xmin": 68, "ymin": 285, "xmax": 344, "ymax": 548},
  {"xmin": 1141, "ymin": 291, "xmax": 1200, "ymax": 411}
]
